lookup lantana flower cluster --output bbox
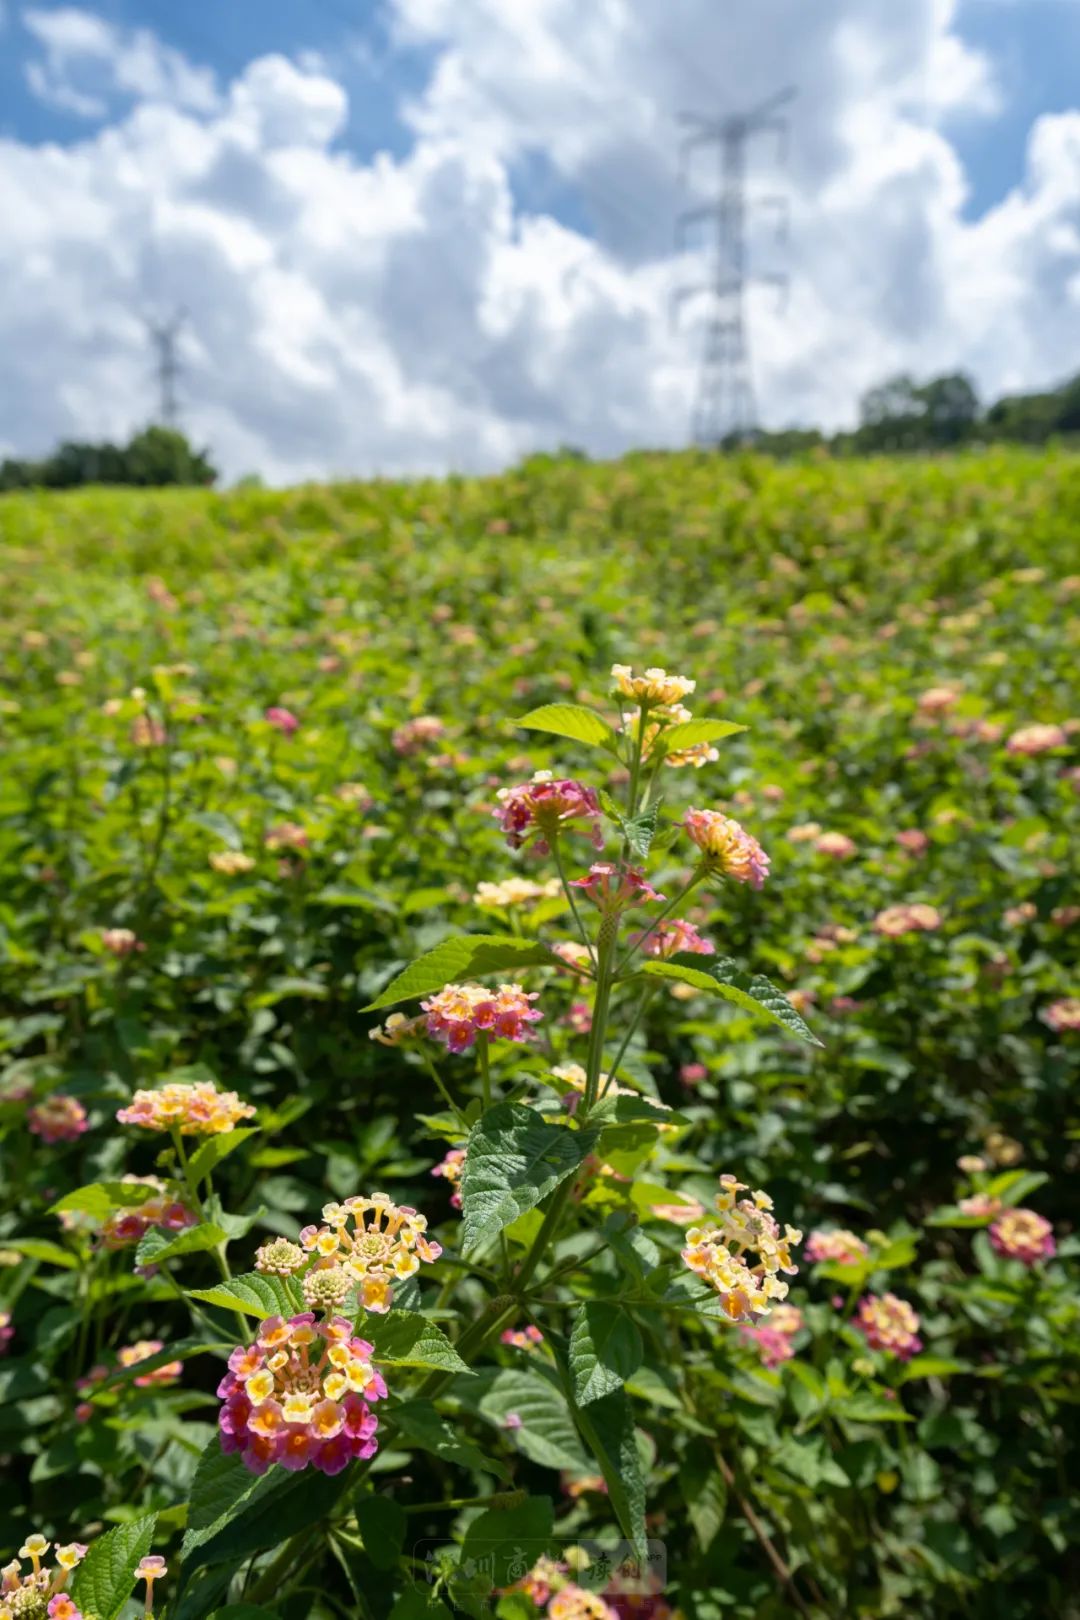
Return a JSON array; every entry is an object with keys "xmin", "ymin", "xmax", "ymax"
[
  {"xmin": 629, "ymin": 918, "xmax": 714, "ymax": 959},
  {"xmin": 117, "ymin": 1080, "xmax": 256, "ymax": 1135},
  {"xmin": 422, "ymin": 983, "xmax": 542, "ymax": 1053},
  {"xmin": 804, "ymin": 1229, "xmax": 869, "ymax": 1266},
  {"xmin": 474, "ymin": 877, "xmax": 562, "ymax": 909},
  {"xmin": 88, "ymin": 1176, "xmax": 195, "ymax": 1251},
  {"xmin": 571, "ymin": 864, "xmax": 664, "ymax": 911},
  {"xmin": 740, "ymin": 1303, "xmax": 804, "ymax": 1369},
  {"xmin": 683, "ymin": 809, "xmax": 770, "ymax": 888},
  {"xmin": 295, "ymin": 1193, "xmax": 442, "ymax": 1314},
  {"xmin": 855, "ymin": 1293, "xmax": 923, "ymax": 1360},
  {"xmin": 1, "ymin": 1534, "xmax": 87, "ymax": 1620},
  {"xmin": 682, "ymin": 1177, "xmax": 802, "ymax": 1321},
  {"xmin": 493, "ymin": 772, "xmax": 603, "ymax": 854},
  {"xmin": 430, "ymin": 1146, "xmax": 466, "ymax": 1209},
  {"xmin": 873, "ymin": 903, "xmax": 942, "ymax": 937},
  {"xmin": 989, "ymin": 1207, "xmax": 1055, "ymax": 1265},
  {"xmin": 218, "ymin": 1313, "xmax": 386, "ymax": 1476},
  {"xmin": 27, "ymin": 1096, "xmax": 88, "ymax": 1145}
]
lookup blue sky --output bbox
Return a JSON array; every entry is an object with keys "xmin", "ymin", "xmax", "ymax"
[{"xmin": 1, "ymin": 0, "xmax": 1078, "ymax": 481}]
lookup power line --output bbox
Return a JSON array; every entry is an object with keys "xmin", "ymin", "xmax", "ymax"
[
  {"xmin": 146, "ymin": 309, "xmax": 187, "ymax": 429},
  {"xmin": 674, "ymin": 86, "xmax": 795, "ymax": 448}
]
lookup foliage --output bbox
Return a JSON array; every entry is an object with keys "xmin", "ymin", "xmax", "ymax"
[
  {"xmin": 0, "ymin": 426, "xmax": 216, "ymax": 492},
  {"xmin": 0, "ymin": 447, "xmax": 1077, "ymax": 1620}
]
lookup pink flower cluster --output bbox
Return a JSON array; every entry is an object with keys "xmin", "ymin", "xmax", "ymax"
[
  {"xmin": 740, "ymin": 1303, "xmax": 803, "ymax": 1369},
  {"xmin": 431, "ymin": 1145, "xmax": 466, "ymax": 1209},
  {"xmin": 630, "ymin": 918, "xmax": 714, "ymax": 959},
  {"xmin": 1006, "ymin": 723, "xmax": 1067, "ymax": 756},
  {"xmin": 814, "ymin": 831, "xmax": 858, "ymax": 860},
  {"xmin": 1041, "ymin": 998, "xmax": 1080, "ymax": 1033},
  {"xmin": 101, "ymin": 926, "xmax": 143, "ymax": 957},
  {"xmin": 855, "ymin": 1293, "xmax": 922, "ymax": 1360},
  {"xmin": 493, "ymin": 772, "xmax": 603, "ymax": 854},
  {"xmin": 265, "ymin": 705, "xmax": 300, "ymax": 735},
  {"xmin": 989, "ymin": 1208, "xmax": 1055, "ymax": 1266},
  {"xmin": 392, "ymin": 715, "xmax": 445, "ymax": 755},
  {"xmin": 117, "ymin": 1080, "xmax": 256, "ymax": 1136},
  {"xmin": 28, "ymin": 1095, "xmax": 88, "ymax": 1144},
  {"xmin": 99, "ymin": 1177, "xmax": 195, "ymax": 1251},
  {"xmin": 804, "ymin": 1229, "xmax": 869, "ymax": 1266},
  {"xmin": 218, "ymin": 1313, "xmax": 385, "ymax": 1476},
  {"xmin": 571, "ymin": 863, "xmax": 664, "ymax": 911},
  {"xmin": 422, "ymin": 982, "xmax": 542, "ymax": 1053},
  {"xmin": 683, "ymin": 808, "xmax": 770, "ymax": 888},
  {"xmin": 501, "ymin": 1325, "xmax": 544, "ymax": 1349},
  {"xmin": 873, "ymin": 903, "xmax": 942, "ymax": 937}
]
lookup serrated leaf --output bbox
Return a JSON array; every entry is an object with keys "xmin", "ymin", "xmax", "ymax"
[
  {"xmin": 369, "ymin": 1310, "xmax": 469, "ymax": 1373},
  {"xmin": 364, "ymin": 935, "xmax": 554, "ymax": 1011},
  {"xmin": 71, "ymin": 1513, "xmax": 156, "ymax": 1620},
  {"xmin": 188, "ymin": 1272, "xmax": 299, "ymax": 1319},
  {"xmin": 468, "ymin": 1367, "xmax": 590, "ymax": 1470},
  {"xmin": 572, "ymin": 1388, "xmax": 647, "ymax": 1558},
  {"xmin": 391, "ymin": 1397, "xmax": 510, "ymax": 1480},
  {"xmin": 186, "ymin": 1128, "xmax": 260, "ymax": 1186},
  {"xmin": 460, "ymin": 1102, "xmax": 597, "ymax": 1252},
  {"xmin": 569, "ymin": 1303, "xmax": 644, "ymax": 1405},
  {"xmin": 639, "ymin": 958, "xmax": 822, "ymax": 1045},
  {"xmin": 658, "ymin": 718, "xmax": 747, "ymax": 754},
  {"xmin": 136, "ymin": 1222, "xmax": 227, "ymax": 1267},
  {"xmin": 516, "ymin": 703, "xmax": 615, "ymax": 748}
]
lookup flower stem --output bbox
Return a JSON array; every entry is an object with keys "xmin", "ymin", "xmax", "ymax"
[{"xmin": 552, "ymin": 836, "xmax": 597, "ymax": 969}]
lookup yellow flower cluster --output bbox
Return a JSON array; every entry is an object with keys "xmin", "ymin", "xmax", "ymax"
[
  {"xmin": 611, "ymin": 664, "xmax": 696, "ymax": 708},
  {"xmin": 682, "ymin": 1176, "xmax": 802, "ymax": 1321},
  {"xmin": 1, "ymin": 1536, "xmax": 87, "ymax": 1620},
  {"xmin": 298, "ymin": 1194, "xmax": 442, "ymax": 1314},
  {"xmin": 474, "ymin": 877, "xmax": 562, "ymax": 908},
  {"xmin": 117, "ymin": 1080, "xmax": 256, "ymax": 1136}
]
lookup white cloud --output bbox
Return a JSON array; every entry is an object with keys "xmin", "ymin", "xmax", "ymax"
[
  {"xmin": 0, "ymin": 2, "xmax": 1077, "ymax": 481},
  {"xmin": 22, "ymin": 6, "xmax": 217, "ymax": 118}
]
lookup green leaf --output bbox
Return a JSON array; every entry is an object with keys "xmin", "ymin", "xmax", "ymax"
[
  {"xmin": 389, "ymin": 1589, "xmax": 453, "ymax": 1620},
  {"xmin": 136, "ymin": 1222, "xmax": 227, "ymax": 1267},
  {"xmin": 364, "ymin": 935, "xmax": 554, "ymax": 1011},
  {"xmin": 900, "ymin": 1356, "xmax": 969, "ymax": 1382},
  {"xmin": 1, "ymin": 1238, "xmax": 77, "ymax": 1268},
  {"xmin": 180, "ymin": 1442, "xmax": 345, "ymax": 1591},
  {"xmin": 658, "ymin": 718, "xmax": 747, "ymax": 754},
  {"xmin": 639, "ymin": 958, "xmax": 822, "ymax": 1045},
  {"xmin": 835, "ymin": 1394, "xmax": 915, "ymax": 1424},
  {"xmin": 391, "ymin": 1398, "xmax": 510, "ymax": 1480},
  {"xmin": 369, "ymin": 1311, "xmax": 470, "ymax": 1373},
  {"xmin": 572, "ymin": 1389, "xmax": 647, "ymax": 1558},
  {"xmin": 50, "ymin": 1180, "xmax": 160, "ymax": 1221},
  {"xmin": 568, "ymin": 1303, "xmax": 644, "ymax": 1405},
  {"xmin": 469, "ymin": 1368, "xmax": 590, "ymax": 1471},
  {"xmin": 681, "ymin": 1440, "xmax": 727, "ymax": 1551},
  {"xmin": 516, "ymin": 703, "xmax": 615, "ymax": 748},
  {"xmin": 597, "ymin": 791, "xmax": 659, "ymax": 859},
  {"xmin": 459, "ymin": 1102, "xmax": 597, "ymax": 1252},
  {"xmin": 71, "ymin": 1513, "xmax": 156, "ymax": 1620},
  {"xmin": 458, "ymin": 1495, "xmax": 555, "ymax": 1590},
  {"xmin": 186, "ymin": 1128, "xmax": 261, "ymax": 1186},
  {"xmin": 188, "ymin": 1272, "xmax": 298, "ymax": 1319},
  {"xmin": 355, "ymin": 1494, "xmax": 407, "ymax": 1572}
]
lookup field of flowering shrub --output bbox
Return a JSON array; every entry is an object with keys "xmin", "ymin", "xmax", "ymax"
[{"xmin": 0, "ymin": 445, "xmax": 1077, "ymax": 1620}]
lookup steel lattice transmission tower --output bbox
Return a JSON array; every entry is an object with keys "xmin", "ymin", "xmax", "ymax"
[
  {"xmin": 675, "ymin": 87, "xmax": 795, "ymax": 447},
  {"xmin": 146, "ymin": 309, "xmax": 187, "ymax": 429}
]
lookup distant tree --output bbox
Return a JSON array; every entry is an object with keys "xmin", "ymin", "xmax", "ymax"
[{"xmin": 0, "ymin": 427, "xmax": 217, "ymax": 494}]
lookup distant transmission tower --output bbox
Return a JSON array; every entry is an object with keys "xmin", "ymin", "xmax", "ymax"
[
  {"xmin": 146, "ymin": 309, "xmax": 186, "ymax": 428},
  {"xmin": 675, "ymin": 87, "xmax": 795, "ymax": 447}
]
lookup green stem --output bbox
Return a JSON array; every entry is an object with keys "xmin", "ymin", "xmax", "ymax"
[
  {"xmin": 602, "ymin": 984, "xmax": 656, "ymax": 1092},
  {"xmin": 581, "ymin": 923, "xmax": 617, "ymax": 1113},
  {"xmin": 515, "ymin": 1178, "xmax": 577, "ymax": 1292},
  {"xmin": 415, "ymin": 1295, "xmax": 520, "ymax": 1403},
  {"xmin": 421, "ymin": 1052, "xmax": 467, "ymax": 1129},
  {"xmin": 552, "ymin": 836, "xmax": 597, "ymax": 969},
  {"xmin": 614, "ymin": 867, "xmax": 706, "ymax": 977}
]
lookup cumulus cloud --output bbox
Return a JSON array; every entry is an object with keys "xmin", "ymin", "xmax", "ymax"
[
  {"xmin": 23, "ymin": 6, "xmax": 218, "ymax": 117},
  {"xmin": 0, "ymin": 1, "xmax": 1077, "ymax": 481}
]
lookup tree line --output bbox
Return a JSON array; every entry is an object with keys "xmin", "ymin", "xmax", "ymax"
[{"xmin": 0, "ymin": 426, "xmax": 217, "ymax": 493}]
